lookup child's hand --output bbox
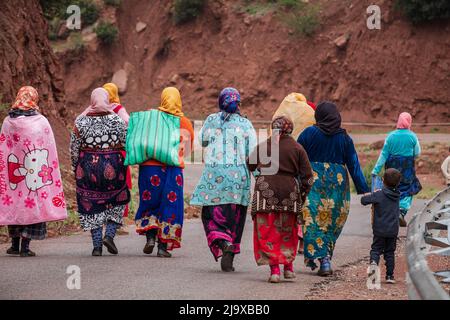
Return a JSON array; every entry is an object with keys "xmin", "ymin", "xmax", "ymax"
[{"xmin": 363, "ymin": 192, "xmax": 372, "ymax": 196}]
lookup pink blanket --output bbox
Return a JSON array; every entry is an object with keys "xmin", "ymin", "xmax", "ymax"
[{"xmin": 0, "ymin": 114, "xmax": 67, "ymax": 225}]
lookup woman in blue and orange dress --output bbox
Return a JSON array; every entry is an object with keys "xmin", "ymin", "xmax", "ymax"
[{"xmin": 134, "ymin": 87, "xmax": 194, "ymax": 258}]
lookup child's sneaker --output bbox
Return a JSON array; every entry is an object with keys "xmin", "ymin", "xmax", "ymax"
[
  {"xmin": 386, "ymin": 276, "xmax": 396, "ymax": 284},
  {"xmin": 368, "ymin": 261, "xmax": 378, "ymax": 278}
]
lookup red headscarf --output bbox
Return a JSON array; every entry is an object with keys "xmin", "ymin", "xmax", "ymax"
[
  {"xmin": 11, "ymin": 86, "xmax": 39, "ymax": 111},
  {"xmin": 307, "ymin": 101, "xmax": 317, "ymax": 111},
  {"xmin": 397, "ymin": 112, "xmax": 412, "ymax": 130}
]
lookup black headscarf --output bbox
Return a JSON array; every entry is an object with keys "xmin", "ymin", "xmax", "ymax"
[{"xmin": 314, "ymin": 101, "xmax": 346, "ymax": 136}]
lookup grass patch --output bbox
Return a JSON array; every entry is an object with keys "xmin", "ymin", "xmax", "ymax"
[
  {"xmin": 239, "ymin": 0, "xmax": 321, "ymax": 36},
  {"xmin": 416, "ymin": 186, "xmax": 442, "ymax": 200}
]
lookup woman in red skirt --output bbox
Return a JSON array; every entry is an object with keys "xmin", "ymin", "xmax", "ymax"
[{"xmin": 248, "ymin": 116, "xmax": 313, "ymax": 283}]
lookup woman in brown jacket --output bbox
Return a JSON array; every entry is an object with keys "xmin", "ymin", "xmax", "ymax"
[{"xmin": 248, "ymin": 116, "xmax": 313, "ymax": 283}]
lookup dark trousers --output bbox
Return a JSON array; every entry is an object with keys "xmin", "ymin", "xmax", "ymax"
[{"xmin": 370, "ymin": 236, "xmax": 397, "ymax": 277}]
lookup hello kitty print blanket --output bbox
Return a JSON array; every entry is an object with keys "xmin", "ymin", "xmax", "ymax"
[{"xmin": 0, "ymin": 114, "xmax": 67, "ymax": 225}]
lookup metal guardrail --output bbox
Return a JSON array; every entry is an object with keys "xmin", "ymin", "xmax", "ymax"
[{"xmin": 406, "ymin": 187, "xmax": 450, "ymax": 300}]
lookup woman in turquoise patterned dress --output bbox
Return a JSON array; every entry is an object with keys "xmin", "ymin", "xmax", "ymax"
[
  {"xmin": 372, "ymin": 112, "xmax": 421, "ymax": 227},
  {"xmin": 191, "ymin": 88, "xmax": 257, "ymax": 272},
  {"xmin": 297, "ymin": 102, "xmax": 369, "ymax": 276}
]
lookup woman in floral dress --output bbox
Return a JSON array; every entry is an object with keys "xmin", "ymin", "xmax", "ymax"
[{"xmin": 297, "ymin": 102, "xmax": 369, "ymax": 276}]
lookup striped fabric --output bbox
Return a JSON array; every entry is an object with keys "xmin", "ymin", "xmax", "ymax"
[{"xmin": 125, "ymin": 110, "xmax": 181, "ymax": 166}]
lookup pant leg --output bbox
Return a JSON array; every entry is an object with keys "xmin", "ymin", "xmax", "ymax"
[
  {"xmin": 146, "ymin": 228, "xmax": 157, "ymax": 241},
  {"xmin": 105, "ymin": 221, "xmax": 118, "ymax": 239},
  {"xmin": 384, "ymin": 237, "xmax": 397, "ymax": 277},
  {"xmin": 400, "ymin": 196, "xmax": 413, "ymax": 215},
  {"xmin": 90, "ymin": 227, "xmax": 103, "ymax": 248},
  {"xmin": 370, "ymin": 236, "xmax": 385, "ymax": 265}
]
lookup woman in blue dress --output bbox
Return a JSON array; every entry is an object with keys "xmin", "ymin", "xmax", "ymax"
[
  {"xmin": 298, "ymin": 102, "xmax": 369, "ymax": 276},
  {"xmin": 191, "ymin": 88, "xmax": 257, "ymax": 272},
  {"xmin": 372, "ymin": 112, "xmax": 421, "ymax": 227}
]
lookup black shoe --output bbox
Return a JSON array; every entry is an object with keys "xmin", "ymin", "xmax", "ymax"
[
  {"xmin": 20, "ymin": 250, "xmax": 36, "ymax": 257},
  {"xmin": 221, "ymin": 245, "xmax": 235, "ymax": 272},
  {"xmin": 386, "ymin": 276, "xmax": 396, "ymax": 284},
  {"xmin": 157, "ymin": 248, "xmax": 172, "ymax": 258},
  {"xmin": 143, "ymin": 238, "xmax": 156, "ymax": 255},
  {"xmin": 103, "ymin": 236, "xmax": 118, "ymax": 255},
  {"xmin": 7, "ymin": 247, "xmax": 20, "ymax": 255},
  {"xmin": 92, "ymin": 247, "xmax": 103, "ymax": 256}
]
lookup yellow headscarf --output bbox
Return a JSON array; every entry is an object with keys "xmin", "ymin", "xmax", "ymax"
[
  {"xmin": 272, "ymin": 92, "xmax": 315, "ymax": 140},
  {"xmin": 103, "ymin": 83, "xmax": 121, "ymax": 104},
  {"xmin": 158, "ymin": 87, "xmax": 184, "ymax": 117}
]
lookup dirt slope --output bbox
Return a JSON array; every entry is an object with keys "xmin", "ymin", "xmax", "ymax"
[
  {"xmin": 60, "ymin": 0, "xmax": 450, "ymax": 123},
  {"xmin": 0, "ymin": 0, "xmax": 72, "ymax": 199}
]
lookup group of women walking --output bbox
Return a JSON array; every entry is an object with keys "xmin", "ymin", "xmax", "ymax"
[{"xmin": 0, "ymin": 84, "xmax": 422, "ymax": 283}]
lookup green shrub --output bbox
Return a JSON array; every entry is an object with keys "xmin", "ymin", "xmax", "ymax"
[
  {"xmin": 95, "ymin": 21, "xmax": 119, "ymax": 45},
  {"xmin": 173, "ymin": 0, "xmax": 206, "ymax": 24},
  {"xmin": 284, "ymin": 4, "xmax": 320, "ymax": 36},
  {"xmin": 396, "ymin": 0, "xmax": 450, "ymax": 23},
  {"xmin": 71, "ymin": 33, "xmax": 85, "ymax": 53},
  {"xmin": 104, "ymin": 0, "xmax": 121, "ymax": 7},
  {"xmin": 47, "ymin": 17, "xmax": 61, "ymax": 41},
  {"xmin": 40, "ymin": 0, "xmax": 99, "ymax": 27}
]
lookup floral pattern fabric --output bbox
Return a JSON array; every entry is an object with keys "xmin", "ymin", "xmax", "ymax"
[
  {"xmin": 302, "ymin": 162, "xmax": 350, "ymax": 270},
  {"xmin": 253, "ymin": 212, "xmax": 299, "ymax": 266},
  {"xmin": 190, "ymin": 113, "xmax": 257, "ymax": 207},
  {"xmin": 135, "ymin": 165, "xmax": 184, "ymax": 251}
]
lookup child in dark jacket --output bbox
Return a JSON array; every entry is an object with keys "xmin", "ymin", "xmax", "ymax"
[{"xmin": 361, "ymin": 168, "xmax": 402, "ymax": 284}]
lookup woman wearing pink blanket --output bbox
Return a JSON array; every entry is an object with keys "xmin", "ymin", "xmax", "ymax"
[{"xmin": 0, "ymin": 86, "xmax": 68, "ymax": 257}]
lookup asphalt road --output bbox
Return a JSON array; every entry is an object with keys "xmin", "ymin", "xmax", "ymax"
[{"xmin": 0, "ymin": 179, "xmax": 426, "ymax": 300}]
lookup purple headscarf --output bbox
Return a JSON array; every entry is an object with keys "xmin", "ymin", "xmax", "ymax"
[{"xmin": 218, "ymin": 87, "xmax": 241, "ymax": 121}]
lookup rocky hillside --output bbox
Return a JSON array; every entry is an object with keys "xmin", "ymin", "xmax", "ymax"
[
  {"xmin": 0, "ymin": 0, "xmax": 67, "ymax": 120},
  {"xmin": 0, "ymin": 0, "xmax": 72, "ymax": 200},
  {"xmin": 55, "ymin": 0, "xmax": 449, "ymax": 124}
]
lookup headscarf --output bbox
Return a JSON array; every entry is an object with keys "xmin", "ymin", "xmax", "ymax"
[
  {"xmin": 11, "ymin": 86, "xmax": 39, "ymax": 111},
  {"xmin": 81, "ymin": 88, "xmax": 113, "ymax": 116},
  {"xmin": 158, "ymin": 87, "xmax": 184, "ymax": 117},
  {"xmin": 307, "ymin": 101, "xmax": 317, "ymax": 111},
  {"xmin": 272, "ymin": 116, "xmax": 294, "ymax": 136},
  {"xmin": 272, "ymin": 93, "xmax": 315, "ymax": 139},
  {"xmin": 103, "ymin": 83, "xmax": 121, "ymax": 105},
  {"xmin": 397, "ymin": 112, "xmax": 412, "ymax": 130},
  {"xmin": 314, "ymin": 101, "xmax": 346, "ymax": 136},
  {"xmin": 219, "ymin": 87, "xmax": 241, "ymax": 121}
]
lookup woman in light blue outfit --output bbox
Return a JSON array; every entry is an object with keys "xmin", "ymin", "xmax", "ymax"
[
  {"xmin": 191, "ymin": 88, "xmax": 257, "ymax": 272},
  {"xmin": 372, "ymin": 112, "xmax": 421, "ymax": 226}
]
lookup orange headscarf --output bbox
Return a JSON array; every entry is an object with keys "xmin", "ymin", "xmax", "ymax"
[{"xmin": 11, "ymin": 86, "xmax": 39, "ymax": 111}]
